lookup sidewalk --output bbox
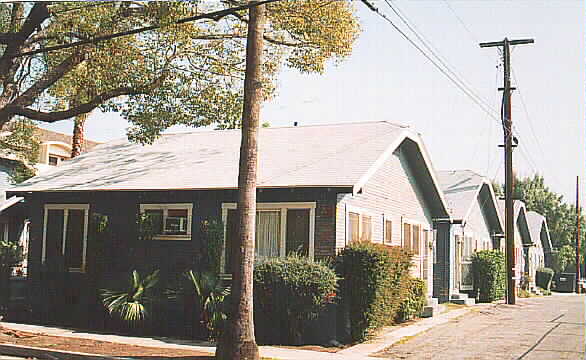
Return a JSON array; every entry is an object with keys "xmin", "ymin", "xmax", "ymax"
[{"xmin": 0, "ymin": 305, "xmax": 480, "ymax": 359}]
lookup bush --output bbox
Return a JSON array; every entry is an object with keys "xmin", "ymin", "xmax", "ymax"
[
  {"xmin": 335, "ymin": 242, "xmax": 412, "ymax": 342},
  {"xmin": 535, "ymin": 267, "xmax": 554, "ymax": 291},
  {"xmin": 253, "ymin": 255, "xmax": 337, "ymax": 345},
  {"xmin": 396, "ymin": 278, "xmax": 426, "ymax": 322},
  {"xmin": 472, "ymin": 250, "xmax": 506, "ymax": 303}
]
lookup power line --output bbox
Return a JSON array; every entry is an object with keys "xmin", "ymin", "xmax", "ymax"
[
  {"xmin": 441, "ymin": 0, "xmax": 479, "ymax": 43},
  {"xmin": 359, "ymin": 0, "xmax": 500, "ymax": 122},
  {"xmin": 382, "ymin": 0, "xmax": 492, "ymax": 116},
  {"xmin": 9, "ymin": 0, "xmax": 282, "ymax": 58}
]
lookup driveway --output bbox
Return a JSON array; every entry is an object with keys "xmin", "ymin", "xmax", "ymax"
[{"xmin": 376, "ymin": 294, "xmax": 585, "ymax": 360}]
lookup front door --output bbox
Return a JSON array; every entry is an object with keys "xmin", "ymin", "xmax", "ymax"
[{"xmin": 460, "ymin": 236, "xmax": 473, "ymax": 291}]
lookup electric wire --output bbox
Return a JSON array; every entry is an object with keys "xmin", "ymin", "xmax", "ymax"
[
  {"xmin": 441, "ymin": 0, "xmax": 479, "ymax": 43},
  {"xmin": 359, "ymin": 0, "xmax": 500, "ymax": 122}
]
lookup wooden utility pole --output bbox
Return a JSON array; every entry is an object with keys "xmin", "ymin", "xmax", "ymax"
[
  {"xmin": 216, "ymin": 2, "xmax": 265, "ymax": 360},
  {"xmin": 480, "ymin": 38, "xmax": 533, "ymax": 305},
  {"xmin": 576, "ymin": 176, "xmax": 581, "ymax": 294}
]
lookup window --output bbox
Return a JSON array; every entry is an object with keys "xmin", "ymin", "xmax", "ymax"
[
  {"xmin": 403, "ymin": 223, "xmax": 412, "ymax": 251},
  {"xmin": 361, "ymin": 215, "xmax": 372, "ymax": 242},
  {"xmin": 384, "ymin": 220, "xmax": 393, "ymax": 245},
  {"xmin": 256, "ymin": 210, "xmax": 281, "ymax": 258},
  {"xmin": 140, "ymin": 204, "xmax": 193, "ymax": 240},
  {"xmin": 48, "ymin": 156, "xmax": 59, "ymax": 166},
  {"xmin": 412, "ymin": 224, "xmax": 421, "ymax": 255},
  {"xmin": 402, "ymin": 221, "xmax": 428, "ymax": 256},
  {"xmin": 348, "ymin": 212, "xmax": 360, "ymax": 243},
  {"xmin": 222, "ymin": 203, "xmax": 316, "ymax": 274},
  {"xmin": 42, "ymin": 204, "xmax": 89, "ymax": 272},
  {"xmin": 346, "ymin": 208, "xmax": 372, "ymax": 244}
]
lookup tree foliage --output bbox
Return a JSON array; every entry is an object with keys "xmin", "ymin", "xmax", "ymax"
[
  {"xmin": 495, "ymin": 175, "xmax": 585, "ymax": 250},
  {"xmin": 0, "ymin": 1, "xmax": 360, "ymax": 145}
]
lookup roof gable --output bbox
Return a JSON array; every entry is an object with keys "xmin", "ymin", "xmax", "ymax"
[
  {"xmin": 437, "ymin": 170, "xmax": 503, "ymax": 232},
  {"xmin": 526, "ymin": 211, "xmax": 552, "ymax": 249}
]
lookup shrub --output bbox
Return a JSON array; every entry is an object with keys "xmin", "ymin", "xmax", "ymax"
[
  {"xmin": 535, "ymin": 267, "xmax": 554, "ymax": 291},
  {"xmin": 182, "ymin": 271, "xmax": 229, "ymax": 340},
  {"xmin": 396, "ymin": 278, "xmax": 426, "ymax": 322},
  {"xmin": 253, "ymin": 255, "xmax": 337, "ymax": 345},
  {"xmin": 200, "ymin": 219, "xmax": 224, "ymax": 275},
  {"xmin": 335, "ymin": 242, "xmax": 412, "ymax": 342},
  {"xmin": 471, "ymin": 250, "xmax": 506, "ymax": 303},
  {"xmin": 100, "ymin": 269, "xmax": 160, "ymax": 326}
]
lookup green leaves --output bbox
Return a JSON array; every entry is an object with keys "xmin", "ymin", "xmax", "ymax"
[
  {"xmin": 0, "ymin": 240, "xmax": 23, "ymax": 269},
  {"xmin": 100, "ymin": 269, "xmax": 160, "ymax": 325},
  {"xmin": 472, "ymin": 250, "xmax": 506, "ymax": 303},
  {"xmin": 2, "ymin": 1, "xmax": 360, "ymax": 141}
]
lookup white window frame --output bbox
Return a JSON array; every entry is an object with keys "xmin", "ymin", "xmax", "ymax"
[
  {"xmin": 139, "ymin": 203, "xmax": 193, "ymax": 241},
  {"xmin": 42, "ymin": 204, "xmax": 89, "ymax": 272},
  {"xmin": 221, "ymin": 202, "xmax": 316, "ymax": 273},
  {"xmin": 345, "ymin": 205, "xmax": 374, "ymax": 244}
]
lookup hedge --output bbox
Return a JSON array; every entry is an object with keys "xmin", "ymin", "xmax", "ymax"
[
  {"xmin": 253, "ymin": 255, "xmax": 338, "ymax": 345},
  {"xmin": 472, "ymin": 250, "xmax": 506, "ymax": 303},
  {"xmin": 335, "ymin": 242, "xmax": 412, "ymax": 342},
  {"xmin": 396, "ymin": 278, "xmax": 426, "ymax": 322},
  {"xmin": 535, "ymin": 267, "xmax": 554, "ymax": 291}
]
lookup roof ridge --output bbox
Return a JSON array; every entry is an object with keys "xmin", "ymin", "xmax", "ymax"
[{"xmin": 159, "ymin": 120, "xmax": 409, "ymax": 137}]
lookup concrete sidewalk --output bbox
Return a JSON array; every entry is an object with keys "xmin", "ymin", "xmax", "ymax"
[{"xmin": 0, "ymin": 305, "xmax": 479, "ymax": 359}]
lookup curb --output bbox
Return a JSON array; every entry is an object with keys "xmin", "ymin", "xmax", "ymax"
[{"xmin": 0, "ymin": 343, "xmax": 123, "ymax": 360}]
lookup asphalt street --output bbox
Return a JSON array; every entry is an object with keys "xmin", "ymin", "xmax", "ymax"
[{"xmin": 377, "ymin": 294, "xmax": 585, "ymax": 360}]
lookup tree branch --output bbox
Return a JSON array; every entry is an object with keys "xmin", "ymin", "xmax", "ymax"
[
  {"xmin": 10, "ymin": 0, "xmax": 282, "ymax": 58},
  {"xmin": 12, "ymin": 50, "xmax": 87, "ymax": 108},
  {"xmin": 8, "ymin": 86, "xmax": 139, "ymax": 122}
]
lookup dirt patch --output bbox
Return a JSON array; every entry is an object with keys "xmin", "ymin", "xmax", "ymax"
[{"xmin": 0, "ymin": 326, "xmax": 214, "ymax": 359}]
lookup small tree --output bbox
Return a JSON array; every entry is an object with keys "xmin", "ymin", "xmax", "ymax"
[{"xmin": 472, "ymin": 250, "xmax": 506, "ymax": 303}]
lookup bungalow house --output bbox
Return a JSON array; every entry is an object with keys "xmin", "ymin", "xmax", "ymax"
[
  {"xmin": 525, "ymin": 211, "xmax": 549, "ymax": 284},
  {"xmin": 8, "ymin": 121, "xmax": 450, "ymax": 327},
  {"xmin": 497, "ymin": 200, "xmax": 530, "ymax": 287},
  {"xmin": 0, "ymin": 127, "xmax": 100, "ymax": 278},
  {"xmin": 434, "ymin": 170, "xmax": 503, "ymax": 304}
]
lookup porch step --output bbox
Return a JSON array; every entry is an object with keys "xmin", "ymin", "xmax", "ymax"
[
  {"xmin": 421, "ymin": 297, "xmax": 441, "ymax": 318},
  {"xmin": 450, "ymin": 293, "xmax": 475, "ymax": 306},
  {"xmin": 451, "ymin": 293, "xmax": 470, "ymax": 300}
]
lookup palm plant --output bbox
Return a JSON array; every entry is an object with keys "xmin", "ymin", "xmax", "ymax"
[
  {"xmin": 174, "ymin": 270, "xmax": 230, "ymax": 340},
  {"xmin": 100, "ymin": 269, "xmax": 160, "ymax": 326}
]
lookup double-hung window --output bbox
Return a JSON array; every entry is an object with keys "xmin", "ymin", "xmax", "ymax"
[
  {"xmin": 346, "ymin": 207, "xmax": 373, "ymax": 243},
  {"xmin": 402, "ymin": 220, "xmax": 432, "ymax": 279},
  {"xmin": 222, "ymin": 202, "xmax": 316, "ymax": 274},
  {"xmin": 42, "ymin": 204, "xmax": 89, "ymax": 272},
  {"xmin": 139, "ymin": 204, "xmax": 193, "ymax": 240}
]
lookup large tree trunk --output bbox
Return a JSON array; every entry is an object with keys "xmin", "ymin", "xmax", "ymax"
[
  {"xmin": 71, "ymin": 112, "xmax": 88, "ymax": 158},
  {"xmin": 216, "ymin": 2, "xmax": 265, "ymax": 360}
]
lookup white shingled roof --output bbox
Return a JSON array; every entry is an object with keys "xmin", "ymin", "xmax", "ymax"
[
  {"xmin": 526, "ymin": 211, "xmax": 552, "ymax": 249},
  {"xmin": 11, "ymin": 121, "xmax": 417, "ymax": 192},
  {"xmin": 437, "ymin": 170, "xmax": 485, "ymax": 220}
]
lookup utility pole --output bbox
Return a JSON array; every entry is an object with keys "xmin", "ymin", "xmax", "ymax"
[
  {"xmin": 480, "ymin": 38, "xmax": 533, "ymax": 305},
  {"xmin": 576, "ymin": 176, "xmax": 581, "ymax": 293}
]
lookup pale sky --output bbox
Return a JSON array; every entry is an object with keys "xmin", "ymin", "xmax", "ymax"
[{"xmin": 40, "ymin": 0, "xmax": 585, "ymax": 203}]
